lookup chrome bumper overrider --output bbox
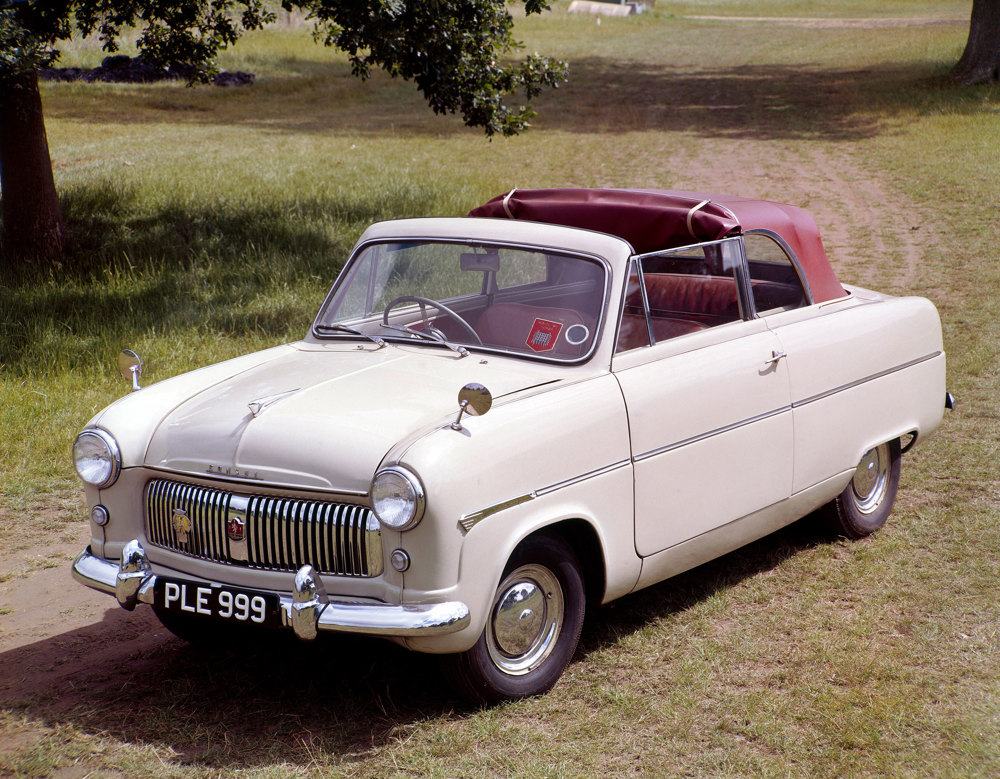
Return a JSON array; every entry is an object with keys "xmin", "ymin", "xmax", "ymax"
[{"xmin": 71, "ymin": 541, "xmax": 470, "ymax": 640}]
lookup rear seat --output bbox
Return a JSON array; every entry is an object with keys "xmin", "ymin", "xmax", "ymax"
[
  {"xmin": 643, "ymin": 273, "xmax": 740, "ymax": 323},
  {"xmin": 617, "ymin": 274, "xmax": 806, "ymax": 351}
]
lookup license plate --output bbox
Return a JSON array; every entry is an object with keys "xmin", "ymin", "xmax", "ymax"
[{"xmin": 154, "ymin": 578, "xmax": 282, "ymax": 629}]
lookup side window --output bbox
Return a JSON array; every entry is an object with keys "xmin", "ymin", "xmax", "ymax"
[
  {"xmin": 615, "ymin": 266, "xmax": 651, "ymax": 352},
  {"xmin": 615, "ymin": 238, "xmax": 743, "ymax": 352},
  {"xmin": 744, "ymin": 232, "xmax": 808, "ymax": 315}
]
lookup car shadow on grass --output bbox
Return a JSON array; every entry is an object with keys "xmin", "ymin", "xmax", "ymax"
[
  {"xmin": 0, "ymin": 605, "xmax": 457, "ymax": 769},
  {"xmin": 577, "ymin": 512, "xmax": 834, "ymax": 658},
  {"xmin": 0, "ymin": 513, "xmax": 836, "ymax": 771}
]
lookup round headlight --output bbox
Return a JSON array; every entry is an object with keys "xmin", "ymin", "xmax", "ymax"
[
  {"xmin": 73, "ymin": 429, "xmax": 121, "ymax": 488},
  {"xmin": 371, "ymin": 466, "xmax": 425, "ymax": 531}
]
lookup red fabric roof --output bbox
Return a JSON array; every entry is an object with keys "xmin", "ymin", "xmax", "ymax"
[{"xmin": 468, "ymin": 188, "xmax": 845, "ymax": 303}]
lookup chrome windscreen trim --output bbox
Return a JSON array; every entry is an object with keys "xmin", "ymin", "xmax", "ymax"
[
  {"xmin": 791, "ymin": 352, "xmax": 942, "ymax": 409},
  {"xmin": 633, "ymin": 406, "xmax": 791, "ymax": 463}
]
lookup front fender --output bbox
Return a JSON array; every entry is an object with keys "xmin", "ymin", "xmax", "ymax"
[{"xmin": 402, "ymin": 464, "xmax": 640, "ymax": 655}]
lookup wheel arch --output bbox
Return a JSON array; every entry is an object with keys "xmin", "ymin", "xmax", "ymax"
[
  {"xmin": 852, "ymin": 428, "xmax": 914, "ymax": 468},
  {"xmin": 515, "ymin": 518, "xmax": 606, "ymax": 608}
]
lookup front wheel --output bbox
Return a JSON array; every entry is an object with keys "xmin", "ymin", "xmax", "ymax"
[
  {"xmin": 826, "ymin": 439, "xmax": 901, "ymax": 539},
  {"xmin": 442, "ymin": 534, "xmax": 585, "ymax": 705}
]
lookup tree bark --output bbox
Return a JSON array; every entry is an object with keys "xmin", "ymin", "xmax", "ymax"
[
  {"xmin": 0, "ymin": 68, "xmax": 67, "ymax": 266},
  {"xmin": 952, "ymin": 0, "xmax": 1000, "ymax": 84}
]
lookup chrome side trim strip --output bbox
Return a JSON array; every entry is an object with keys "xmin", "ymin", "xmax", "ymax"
[
  {"xmin": 791, "ymin": 352, "xmax": 942, "ymax": 409},
  {"xmin": 535, "ymin": 459, "xmax": 632, "ymax": 496},
  {"xmin": 633, "ymin": 406, "xmax": 791, "ymax": 463},
  {"xmin": 459, "ymin": 493, "xmax": 536, "ymax": 534},
  {"xmin": 458, "ymin": 459, "xmax": 632, "ymax": 534},
  {"xmin": 630, "ymin": 352, "xmax": 943, "ymax": 464}
]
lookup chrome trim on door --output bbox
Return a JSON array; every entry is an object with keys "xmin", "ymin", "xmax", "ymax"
[
  {"xmin": 632, "ymin": 406, "xmax": 792, "ymax": 463},
  {"xmin": 791, "ymin": 352, "xmax": 942, "ymax": 408}
]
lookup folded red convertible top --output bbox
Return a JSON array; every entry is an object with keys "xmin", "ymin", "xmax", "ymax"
[{"xmin": 469, "ymin": 188, "xmax": 845, "ymax": 303}]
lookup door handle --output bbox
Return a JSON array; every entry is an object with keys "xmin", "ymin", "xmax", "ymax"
[{"xmin": 763, "ymin": 349, "xmax": 786, "ymax": 367}]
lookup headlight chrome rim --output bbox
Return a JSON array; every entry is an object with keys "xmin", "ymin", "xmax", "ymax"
[
  {"xmin": 371, "ymin": 465, "xmax": 425, "ymax": 531},
  {"xmin": 73, "ymin": 429, "xmax": 122, "ymax": 489}
]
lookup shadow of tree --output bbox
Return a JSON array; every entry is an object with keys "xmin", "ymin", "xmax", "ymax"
[
  {"xmin": 0, "ymin": 180, "xmax": 444, "ymax": 375},
  {"xmin": 41, "ymin": 58, "xmax": 994, "ymax": 142},
  {"xmin": 0, "ymin": 516, "xmax": 832, "ymax": 772}
]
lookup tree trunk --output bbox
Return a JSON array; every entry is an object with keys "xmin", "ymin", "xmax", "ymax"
[
  {"xmin": 952, "ymin": 0, "xmax": 1000, "ymax": 84},
  {"xmin": 0, "ymin": 68, "xmax": 67, "ymax": 266}
]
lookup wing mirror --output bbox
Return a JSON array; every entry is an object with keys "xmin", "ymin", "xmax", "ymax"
[
  {"xmin": 451, "ymin": 383, "xmax": 492, "ymax": 431},
  {"xmin": 118, "ymin": 349, "xmax": 143, "ymax": 392}
]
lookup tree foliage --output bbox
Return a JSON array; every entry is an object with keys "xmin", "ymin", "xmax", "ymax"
[
  {"xmin": 0, "ymin": 0, "xmax": 566, "ymax": 266},
  {"xmin": 302, "ymin": 0, "xmax": 565, "ymax": 136},
  {"xmin": 1, "ymin": 0, "xmax": 565, "ymax": 134}
]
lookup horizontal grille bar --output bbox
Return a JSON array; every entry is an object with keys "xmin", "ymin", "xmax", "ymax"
[{"xmin": 145, "ymin": 479, "xmax": 382, "ymax": 577}]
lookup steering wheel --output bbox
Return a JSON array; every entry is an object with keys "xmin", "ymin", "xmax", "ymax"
[{"xmin": 382, "ymin": 296, "xmax": 483, "ymax": 345}]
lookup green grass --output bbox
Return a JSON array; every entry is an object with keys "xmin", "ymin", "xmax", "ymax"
[{"xmin": 2, "ymin": 1, "xmax": 999, "ymax": 776}]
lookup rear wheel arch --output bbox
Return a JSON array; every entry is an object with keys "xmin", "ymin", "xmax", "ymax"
[{"xmin": 826, "ymin": 437, "xmax": 902, "ymax": 539}]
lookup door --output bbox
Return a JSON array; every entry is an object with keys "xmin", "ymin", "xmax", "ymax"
[{"xmin": 612, "ymin": 239, "xmax": 794, "ymax": 557}]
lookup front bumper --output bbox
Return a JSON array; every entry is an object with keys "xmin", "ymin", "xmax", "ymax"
[{"xmin": 72, "ymin": 541, "xmax": 470, "ymax": 640}]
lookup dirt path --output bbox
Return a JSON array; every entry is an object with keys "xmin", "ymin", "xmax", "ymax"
[
  {"xmin": 686, "ymin": 16, "xmax": 965, "ymax": 29},
  {"xmin": 0, "ymin": 522, "xmax": 171, "ymax": 713},
  {"xmin": 660, "ymin": 138, "xmax": 927, "ymax": 291}
]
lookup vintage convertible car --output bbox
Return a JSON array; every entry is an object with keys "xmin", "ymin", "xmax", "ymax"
[{"xmin": 71, "ymin": 189, "xmax": 951, "ymax": 703}]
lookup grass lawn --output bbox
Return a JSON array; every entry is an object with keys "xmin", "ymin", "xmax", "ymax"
[{"xmin": 2, "ymin": 1, "xmax": 998, "ymax": 776}]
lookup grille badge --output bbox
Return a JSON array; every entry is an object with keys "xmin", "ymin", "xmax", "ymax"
[
  {"xmin": 227, "ymin": 514, "xmax": 246, "ymax": 542},
  {"xmin": 172, "ymin": 509, "xmax": 191, "ymax": 545},
  {"xmin": 227, "ymin": 496, "xmax": 250, "ymax": 562}
]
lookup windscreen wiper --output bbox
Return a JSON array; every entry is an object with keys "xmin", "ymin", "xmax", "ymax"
[
  {"xmin": 315, "ymin": 323, "xmax": 386, "ymax": 348},
  {"xmin": 381, "ymin": 323, "xmax": 469, "ymax": 358}
]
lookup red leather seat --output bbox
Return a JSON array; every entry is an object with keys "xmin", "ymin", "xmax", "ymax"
[{"xmin": 643, "ymin": 273, "xmax": 740, "ymax": 323}]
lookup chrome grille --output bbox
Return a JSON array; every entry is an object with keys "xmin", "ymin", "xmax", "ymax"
[{"xmin": 145, "ymin": 479, "xmax": 382, "ymax": 577}]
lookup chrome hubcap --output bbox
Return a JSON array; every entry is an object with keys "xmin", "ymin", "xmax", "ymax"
[
  {"xmin": 851, "ymin": 443, "xmax": 890, "ymax": 514},
  {"xmin": 487, "ymin": 564, "xmax": 563, "ymax": 676}
]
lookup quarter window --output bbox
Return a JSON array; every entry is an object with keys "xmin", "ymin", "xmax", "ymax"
[{"xmin": 743, "ymin": 232, "xmax": 808, "ymax": 315}]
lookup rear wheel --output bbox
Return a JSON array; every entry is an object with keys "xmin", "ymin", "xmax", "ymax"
[
  {"xmin": 826, "ymin": 439, "xmax": 901, "ymax": 539},
  {"xmin": 442, "ymin": 534, "xmax": 585, "ymax": 705}
]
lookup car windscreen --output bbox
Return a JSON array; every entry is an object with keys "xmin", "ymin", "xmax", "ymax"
[{"xmin": 314, "ymin": 241, "xmax": 607, "ymax": 361}]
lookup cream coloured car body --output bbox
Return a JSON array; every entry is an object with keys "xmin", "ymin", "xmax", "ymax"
[{"xmin": 75, "ymin": 216, "xmax": 947, "ymax": 656}]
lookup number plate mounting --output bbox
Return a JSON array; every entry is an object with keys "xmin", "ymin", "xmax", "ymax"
[{"xmin": 154, "ymin": 578, "xmax": 282, "ymax": 629}]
